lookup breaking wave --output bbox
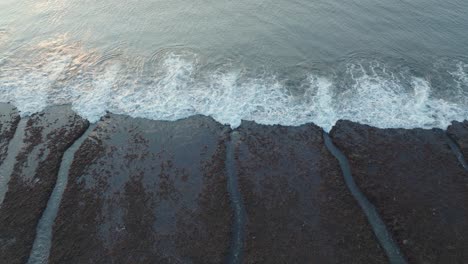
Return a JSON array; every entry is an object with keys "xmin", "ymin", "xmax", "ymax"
[{"xmin": 0, "ymin": 39, "xmax": 467, "ymax": 131}]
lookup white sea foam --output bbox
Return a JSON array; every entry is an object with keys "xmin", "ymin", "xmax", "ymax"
[
  {"xmin": 0, "ymin": 44, "xmax": 467, "ymax": 131},
  {"xmin": 333, "ymin": 64, "xmax": 467, "ymax": 130},
  {"xmin": 72, "ymin": 63, "xmax": 121, "ymax": 122},
  {"xmin": 0, "ymin": 51, "xmax": 72, "ymax": 115}
]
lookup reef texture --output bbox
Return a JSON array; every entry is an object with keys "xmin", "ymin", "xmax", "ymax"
[
  {"xmin": 0, "ymin": 106, "xmax": 89, "ymax": 264},
  {"xmin": 330, "ymin": 120, "xmax": 468, "ymax": 264},
  {"xmin": 235, "ymin": 121, "xmax": 387, "ymax": 263},
  {"xmin": 49, "ymin": 114, "xmax": 232, "ymax": 264},
  {"xmin": 448, "ymin": 120, "xmax": 468, "ymax": 160},
  {"xmin": 0, "ymin": 103, "xmax": 20, "ymax": 165},
  {"xmin": 0, "ymin": 101, "xmax": 466, "ymax": 264}
]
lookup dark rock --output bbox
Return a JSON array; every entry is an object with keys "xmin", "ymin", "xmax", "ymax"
[
  {"xmin": 330, "ymin": 120, "xmax": 468, "ymax": 263},
  {"xmin": 0, "ymin": 103, "xmax": 20, "ymax": 165},
  {"xmin": 235, "ymin": 121, "xmax": 387, "ymax": 263},
  {"xmin": 447, "ymin": 120, "xmax": 468, "ymax": 160},
  {"xmin": 0, "ymin": 106, "xmax": 89, "ymax": 264},
  {"xmin": 50, "ymin": 115, "xmax": 232, "ymax": 264}
]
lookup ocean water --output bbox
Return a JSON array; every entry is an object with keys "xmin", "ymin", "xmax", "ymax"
[{"xmin": 0, "ymin": 0, "xmax": 467, "ymax": 130}]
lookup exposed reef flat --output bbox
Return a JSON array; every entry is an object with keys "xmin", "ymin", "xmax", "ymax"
[
  {"xmin": 234, "ymin": 121, "xmax": 388, "ymax": 263},
  {"xmin": 0, "ymin": 103, "xmax": 467, "ymax": 263},
  {"xmin": 0, "ymin": 105, "xmax": 88, "ymax": 264},
  {"xmin": 330, "ymin": 121, "xmax": 468, "ymax": 263},
  {"xmin": 49, "ymin": 114, "xmax": 232, "ymax": 263},
  {"xmin": 0, "ymin": 104, "xmax": 20, "ymax": 165},
  {"xmin": 448, "ymin": 120, "xmax": 468, "ymax": 161}
]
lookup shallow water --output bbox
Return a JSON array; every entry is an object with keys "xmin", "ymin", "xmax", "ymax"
[{"xmin": 1, "ymin": 0, "xmax": 467, "ymax": 130}]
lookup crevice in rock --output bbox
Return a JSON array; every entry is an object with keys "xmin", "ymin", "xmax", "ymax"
[
  {"xmin": 0, "ymin": 118, "xmax": 27, "ymax": 206},
  {"xmin": 225, "ymin": 130, "xmax": 246, "ymax": 264},
  {"xmin": 445, "ymin": 133, "xmax": 468, "ymax": 171},
  {"xmin": 27, "ymin": 123, "xmax": 95, "ymax": 264},
  {"xmin": 323, "ymin": 132, "xmax": 406, "ymax": 264}
]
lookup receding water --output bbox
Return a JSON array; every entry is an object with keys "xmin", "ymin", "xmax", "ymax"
[
  {"xmin": 323, "ymin": 132, "xmax": 406, "ymax": 264},
  {"xmin": 0, "ymin": 118, "xmax": 26, "ymax": 206},
  {"xmin": 27, "ymin": 124, "xmax": 94, "ymax": 264},
  {"xmin": 225, "ymin": 131, "xmax": 246, "ymax": 264},
  {"xmin": 0, "ymin": 0, "xmax": 467, "ymax": 130}
]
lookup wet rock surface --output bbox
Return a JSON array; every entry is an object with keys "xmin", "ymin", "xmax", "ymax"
[
  {"xmin": 330, "ymin": 120, "xmax": 468, "ymax": 264},
  {"xmin": 1, "ymin": 102, "xmax": 468, "ymax": 264},
  {"xmin": 0, "ymin": 103, "xmax": 20, "ymax": 165},
  {"xmin": 0, "ymin": 106, "xmax": 89, "ymax": 264},
  {"xmin": 50, "ymin": 114, "xmax": 232, "ymax": 264},
  {"xmin": 448, "ymin": 120, "xmax": 468, "ymax": 160},
  {"xmin": 235, "ymin": 121, "xmax": 387, "ymax": 263}
]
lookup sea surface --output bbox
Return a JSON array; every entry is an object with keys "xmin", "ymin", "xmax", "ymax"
[{"xmin": 1, "ymin": 0, "xmax": 467, "ymax": 130}]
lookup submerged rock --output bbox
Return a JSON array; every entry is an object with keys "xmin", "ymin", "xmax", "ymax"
[
  {"xmin": 50, "ymin": 114, "xmax": 232, "ymax": 264},
  {"xmin": 330, "ymin": 120, "xmax": 468, "ymax": 263},
  {"xmin": 0, "ymin": 103, "xmax": 20, "ymax": 165},
  {"xmin": 0, "ymin": 106, "xmax": 89, "ymax": 264},
  {"xmin": 448, "ymin": 120, "xmax": 468, "ymax": 161},
  {"xmin": 235, "ymin": 121, "xmax": 387, "ymax": 263}
]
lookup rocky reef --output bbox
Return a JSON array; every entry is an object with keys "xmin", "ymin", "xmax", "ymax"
[
  {"xmin": 0, "ymin": 104, "xmax": 20, "ymax": 164},
  {"xmin": 330, "ymin": 121, "xmax": 468, "ymax": 263},
  {"xmin": 448, "ymin": 120, "xmax": 468, "ymax": 162},
  {"xmin": 234, "ymin": 121, "xmax": 387, "ymax": 263},
  {"xmin": 50, "ymin": 114, "xmax": 232, "ymax": 263},
  {"xmin": 0, "ymin": 102, "xmax": 467, "ymax": 264},
  {"xmin": 0, "ymin": 105, "xmax": 88, "ymax": 264}
]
